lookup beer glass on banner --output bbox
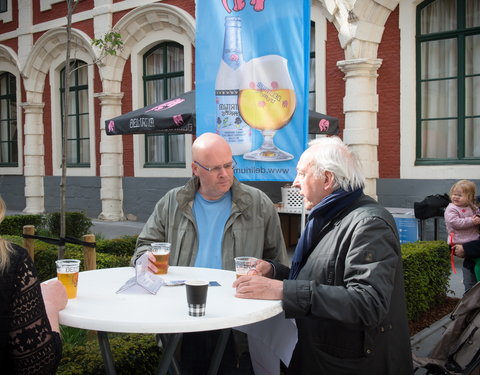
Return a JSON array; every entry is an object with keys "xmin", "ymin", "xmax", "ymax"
[
  {"xmin": 56, "ymin": 259, "xmax": 80, "ymax": 299},
  {"xmin": 239, "ymin": 55, "xmax": 296, "ymax": 161},
  {"xmin": 151, "ymin": 242, "xmax": 171, "ymax": 275}
]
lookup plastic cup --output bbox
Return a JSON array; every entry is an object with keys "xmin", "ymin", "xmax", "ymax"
[
  {"xmin": 151, "ymin": 242, "xmax": 171, "ymax": 275},
  {"xmin": 56, "ymin": 259, "xmax": 80, "ymax": 299},
  {"xmin": 234, "ymin": 256, "xmax": 258, "ymax": 278}
]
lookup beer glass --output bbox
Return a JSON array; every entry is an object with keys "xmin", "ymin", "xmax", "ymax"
[
  {"xmin": 239, "ymin": 55, "xmax": 296, "ymax": 161},
  {"xmin": 151, "ymin": 242, "xmax": 171, "ymax": 275},
  {"xmin": 56, "ymin": 259, "xmax": 80, "ymax": 299}
]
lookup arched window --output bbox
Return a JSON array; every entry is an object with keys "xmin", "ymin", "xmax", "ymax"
[
  {"xmin": 143, "ymin": 42, "xmax": 185, "ymax": 167},
  {"xmin": 0, "ymin": 72, "xmax": 17, "ymax": 166},
  {"xmin": 60, "ymin": 60, "xmax": 90, "ymax": 167},
  {"xmin": 416, "ymin": 0, "xmax": 480, "ymax": 164}
]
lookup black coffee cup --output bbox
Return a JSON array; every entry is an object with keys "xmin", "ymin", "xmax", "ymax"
[{"xmin": 185, "ymin": 280, "xmax": 209, "ymax": 317}]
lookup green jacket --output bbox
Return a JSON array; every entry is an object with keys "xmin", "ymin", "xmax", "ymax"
[{"xmin": 132, "ymin": 177, "xmax": 288, "ymax": 270}]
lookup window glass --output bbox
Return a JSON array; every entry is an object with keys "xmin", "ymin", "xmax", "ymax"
[
  {"xmin": 466, "ymin": 0, "xmax": 480, "ymax": 27},
  {"xmin": 420, "ymin": 0, "xmax": 456, "ymax": 34}
]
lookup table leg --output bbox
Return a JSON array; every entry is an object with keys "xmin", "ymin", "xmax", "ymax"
[
  {"xmin": 155, "ymin": 333, "xmax": 182, "ymax": 375},
  {"xmin": 97, "ymin": 331, "xmax": 117, "ymax": 375},
  {"xmin": 207, "ymin": 329, "xmax": 230, "ymax": 375}
]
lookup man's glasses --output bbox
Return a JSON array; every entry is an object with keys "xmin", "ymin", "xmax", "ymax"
[{"xmin": 193, "ymin": 160, "xmax": 237, "ymax": 173}]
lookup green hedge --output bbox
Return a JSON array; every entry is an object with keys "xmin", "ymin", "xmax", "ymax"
[
  {"xmin": 58, "ymin": 334, "xmax": 161, "ymax": 375},
  {"xmin": 0, "ymin": 212, "xmax": 93, "ymax": 239},
  {"xmin": 0, "ymin": 214, "xmax": 43, "ymax": 236},
  {"xmin": 96, "ymin": 236, "xmax": 138, "ymax": 257},
  {"xmin": 42, "ymin": 212, "xmax": 93, "ymax": 239},
  {"xmin": 402, "ymin": 240, "xmax": 451, "ymax": 321}
]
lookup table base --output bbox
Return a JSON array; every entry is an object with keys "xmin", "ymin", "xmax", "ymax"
[{"xmin": 97, "ymin": 329, "xmax": 231, "ymax": 375}]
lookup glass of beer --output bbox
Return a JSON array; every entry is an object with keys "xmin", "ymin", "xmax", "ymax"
[
  {"xmin": 55, "ymin": 259, "xmax": 80, "ymax": 299},
  {"xmin": 234, "ymin": 256, "xmax": 258, "ymax": 278},
  {"xmin": 151, "ymin": 242, "xmax": 171, "ymax": 275}
]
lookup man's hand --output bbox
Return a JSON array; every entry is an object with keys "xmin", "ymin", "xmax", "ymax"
[
  {"xmin": 454, "ymin": 244, "xmax": 465, "ymax": 258},
  {"xmin": 247, "ymin": 259, "xmax": 274, "ymax": 278},
  {"xmin": 146, "ymin": 252, "xmax": 158, "ymax": 273},
  {"xmin": 232, "ymin": 275, "xmax": 283, "ymax": 300}
]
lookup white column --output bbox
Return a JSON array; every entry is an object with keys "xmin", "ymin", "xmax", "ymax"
[
  {"xmin": 96, "ymin": 92, "xmax": 125, "ymax": 221},
  {"xmin": 21, "ymin": 102, "xmax": 45, "ymax": 214},
  {"xmin": 338, "ymin": 58, "xmax": 382, "ymax": 200}
]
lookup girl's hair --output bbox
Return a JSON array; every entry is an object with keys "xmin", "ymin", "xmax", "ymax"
[
  {"xmin": 0, "ymin": 196, "xmax": 13, "ymax": 274},
  {"xmin": 449, "ymin": 180, "xmax": 479, "ymax": 210}
]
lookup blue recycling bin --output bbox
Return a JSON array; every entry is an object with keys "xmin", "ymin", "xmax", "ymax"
[{"xmin": 393, "ymin": 215, "xmax": 420, "ymax": 244}]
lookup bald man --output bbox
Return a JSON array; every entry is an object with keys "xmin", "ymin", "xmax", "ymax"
[
  {"xmin": 132, "ymin": 133, "xmax": 288, "ymax": 374},
  {"xmin": 132, "ymin": 132, "xmax": 287, "ymax": 269}
]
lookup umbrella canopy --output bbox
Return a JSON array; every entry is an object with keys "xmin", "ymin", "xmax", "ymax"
[
  {"xmin": 105, "ymin": 91, "xmax": 196, "ymax": 135},
  {"xmin": 105, "ymin": 90, "xmax": 339, "ymax": 136}
]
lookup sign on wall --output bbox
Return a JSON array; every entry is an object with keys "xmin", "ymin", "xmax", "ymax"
[{"xmin": 195, "ymin": 0, "xmax": 310, "ymax": 181}]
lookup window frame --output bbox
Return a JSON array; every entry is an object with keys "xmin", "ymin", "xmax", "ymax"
[
  {"xmin": 0, "ymin": 71, "xmax": 17, "ymax": 167},
  {"xmin": 143, "ymin": 42, "xmax": 186, "ymax": 168},
  {"xmin": 415, "ymin": 0, "xmax": 480, "ymax": 165},
  {"xmin": 60, "ymin": 60, "xmax": 90, "ymax": 168}
]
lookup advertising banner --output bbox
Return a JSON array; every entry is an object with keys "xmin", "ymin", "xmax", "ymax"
[{"xmin": 195, "ymin": 0, "xmax": 310, "ymax": 181}]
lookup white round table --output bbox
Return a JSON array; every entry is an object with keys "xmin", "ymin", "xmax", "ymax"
[{"xmin": 58, "ymin": 266, "xmax": 283, "ymax": 375}]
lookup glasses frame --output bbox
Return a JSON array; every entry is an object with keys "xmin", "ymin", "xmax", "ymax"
[{"xmin": 193, "ymin": 159, "xmax": 237, "ymax": 173}]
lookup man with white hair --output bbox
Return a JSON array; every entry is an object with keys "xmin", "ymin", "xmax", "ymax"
[{"xmin": 234, "ymin": 136, "xmax": 413, "ymax": 374}]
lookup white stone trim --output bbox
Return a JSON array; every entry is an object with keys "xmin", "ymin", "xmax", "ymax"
[{"xmin": 399, "ymin": 0, "xmax": 480, "ymax": 179}]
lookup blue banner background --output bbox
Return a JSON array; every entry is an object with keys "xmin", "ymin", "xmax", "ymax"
[{"xmin": 195, "ymin": 0, "xmax": 310, "ymax": 181}]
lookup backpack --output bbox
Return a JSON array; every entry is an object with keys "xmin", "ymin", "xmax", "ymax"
[
  {"xmin": 413, "ymin": 282, "xmax": 480, "ymax": 374},
  {"xmin": 414, "ymin": 194, "xmax": 451, "ymax": 220}
]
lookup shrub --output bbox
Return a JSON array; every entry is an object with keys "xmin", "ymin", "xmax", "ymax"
[
  {"xmin": 34, "ymin": 244, "xmax": 131, "ymax": 282},
  {"xmin": 96, "ymin": 236, "xmax": 138, "ymax": 257},
  {"xmin": 0, "ymin": 214, "xmax": 43, "ymax": 236},
  {"xmin": 402, "ymin": 240, "xmax": 451, "ymax": 321},
  {"xmin": 43, "ymin": 212, "xmax": 93, "ymax": 239},
  {"xmin": 58, "ymin": 334, "xmax": 161, "ymax": 375}
]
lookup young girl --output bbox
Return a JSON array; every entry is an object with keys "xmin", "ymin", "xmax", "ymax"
[{"xmin": 444, "ymin": 180, "xmax": 480, "ymax": 291}]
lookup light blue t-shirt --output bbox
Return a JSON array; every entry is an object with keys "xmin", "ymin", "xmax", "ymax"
[{"xmin": 193, "ymin": 191, "xmax": 232, "ymax": 269}]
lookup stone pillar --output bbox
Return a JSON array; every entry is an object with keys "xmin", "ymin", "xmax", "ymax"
[
  {"xmin": 337, "ymin": 58, "xmax": 382, "ymax": 200},
  {"xmin": 96, "ymin": 92, "xmax": 125, "ymax": 221},
  {"xmin": 21, "ymin": 102, "xmax": 45, "ymax": 214}
]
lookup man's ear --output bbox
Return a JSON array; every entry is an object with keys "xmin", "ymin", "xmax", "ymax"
[
  {"xmin": 192, "ymin": 162, "xmax": 199, "ymax": 177},
  {"xmin": 324, "ymin": 171, "xmax": 335, "ymax": 190}
]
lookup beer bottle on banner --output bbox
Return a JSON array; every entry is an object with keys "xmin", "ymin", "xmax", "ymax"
[{"xmin": 215, "ymin": 16, "xmax": 252, "ymax": 155}]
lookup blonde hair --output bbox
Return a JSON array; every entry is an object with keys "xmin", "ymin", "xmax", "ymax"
[
  {"xmin": 0, "ymin": 196, "xmax": 13, "ymax": 274},
  {"xmin": 449, "ymin": 180, "xmax": 479, "ymax": 210}
]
